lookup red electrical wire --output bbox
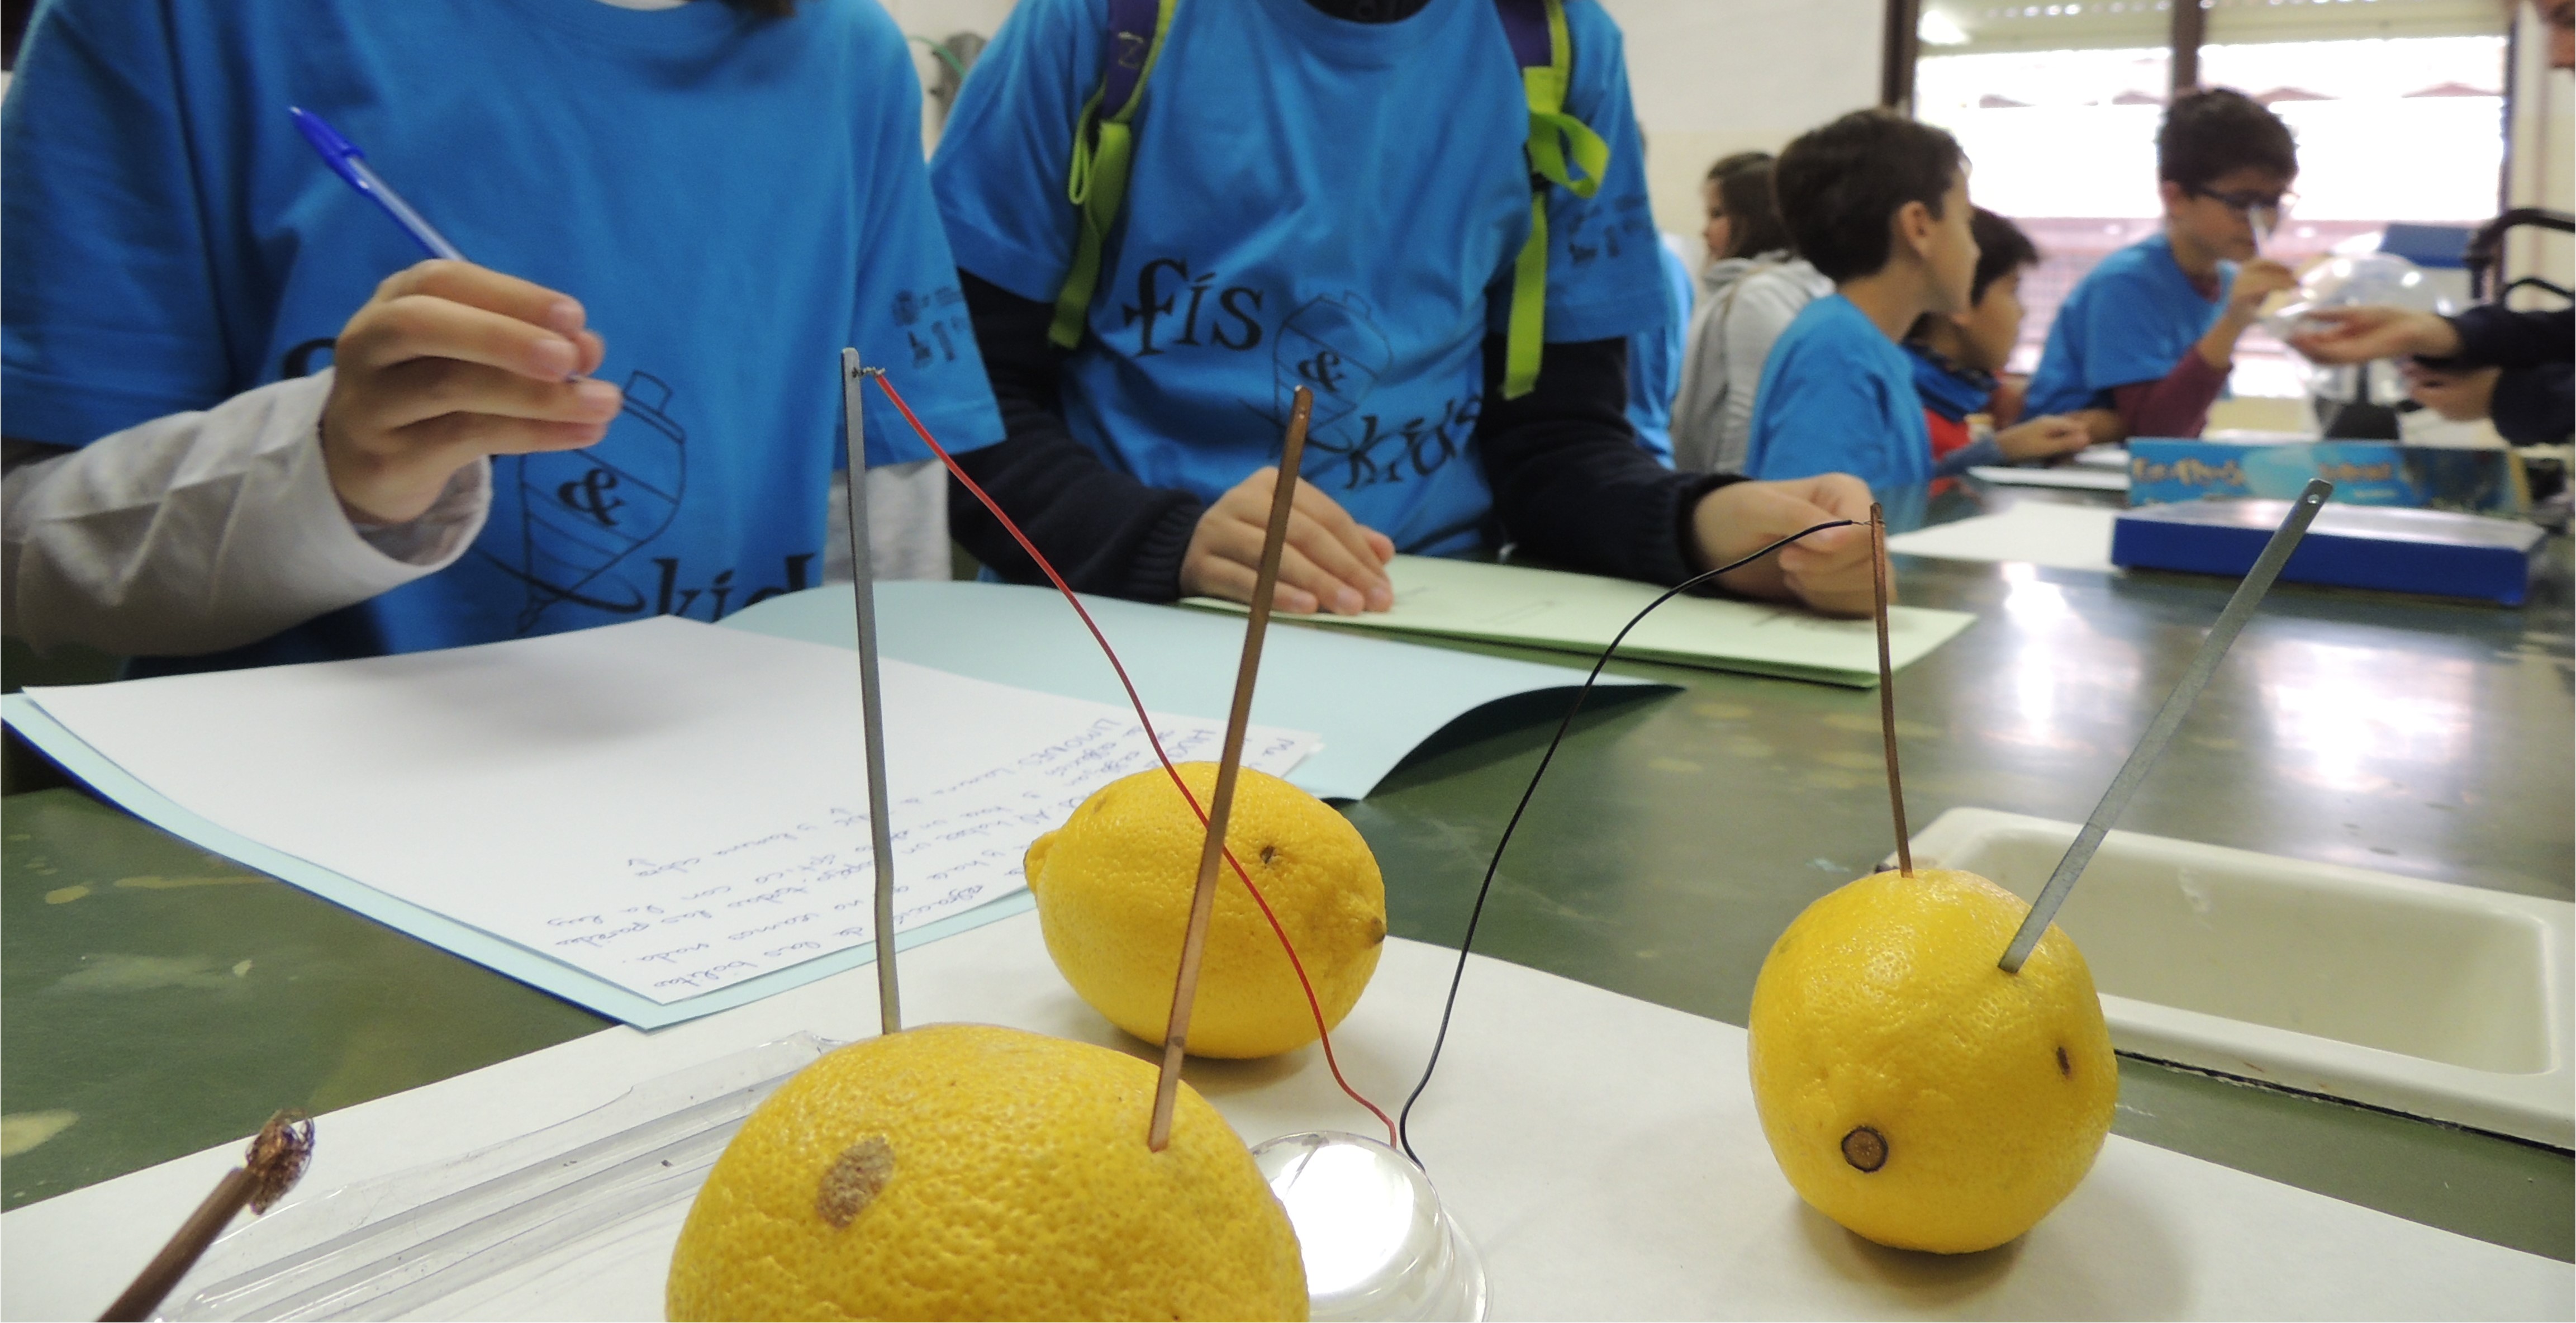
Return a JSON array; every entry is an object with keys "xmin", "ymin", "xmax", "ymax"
[{"xmin": 867, "ymin": 370, "xmax": 1397, "ymax": 1147}]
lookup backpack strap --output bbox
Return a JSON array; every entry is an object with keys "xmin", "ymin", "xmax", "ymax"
[
  {"xmin": 1046, "ymin": 0, "xmax": 1609, "ymax": 396},
  {"xmin": 1050, "ymin": 0, "xmax": 1178, "ymax": 349},
  {"xmin": 1494, "ymin": 0, "xmax": 1611, "ymax": 399}
]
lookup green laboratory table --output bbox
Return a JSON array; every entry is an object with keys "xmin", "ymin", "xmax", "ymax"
[{"xmin": 4, "ymin": 489, "xmax": 2570, "ymax": 1266}]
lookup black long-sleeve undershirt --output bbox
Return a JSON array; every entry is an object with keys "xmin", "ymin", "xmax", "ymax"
[
  {"xmin": 947, "ymin": 272, "xmax": 1733, "ymax": 601},
  {"xmin": 2440, "ymin": 305, "xmax": 2573, "ymax": 445},
  {"xmin": 1470, "ymin": 325, "xmax": 1737, "ymax": 585},
  {"xmin": 948, "ymin": 275, "xmax": 1204, "ymax": 600}
]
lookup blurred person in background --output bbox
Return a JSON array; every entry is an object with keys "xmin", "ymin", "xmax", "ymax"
[
  {"xmin": 1904, "ymin": 208, "xmax": 2091, "ymax": 477},
  {"xmin": 2024, "ymin": 88, "xmax": 2301, "ymax": 443},
  {"xmin": 2288, "ymin": 0, "xmax": 2573, "ymax": 445},
  {"xmin": 1672, "ymin": 150, "xmax": 1830, "ymax": 474}
]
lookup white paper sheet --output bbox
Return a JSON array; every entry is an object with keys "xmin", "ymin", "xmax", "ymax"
[
  {"xmin": 1966, "ymin": 464, "xmax": 2132, "ymax": 491},
  {"xmin": 1887, "ymin": 501, "xmax": 2124, "ymax": 573},
  {"xmin": 8, "ymin": 917, "xmax": 2564, "ymax": 1321},
  {"xmin": 22, "ymin": 618, "xmax": 1314, "ymax": 1005}
]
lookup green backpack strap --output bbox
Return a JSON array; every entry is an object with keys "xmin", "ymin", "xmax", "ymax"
[
  {"xmin": 1051, "ymin": 0, "xmax": 1180, "ymax": 349},
  {"xmin": 1049, "ymin": 0, "xmax": 1610, "ymax": 398},
  {"xmin": 1498, "ymin": 0, "xmax": 1611, "ymax": 398}
]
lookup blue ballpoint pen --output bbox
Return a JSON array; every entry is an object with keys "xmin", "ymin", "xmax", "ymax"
[{"xmin": 289, "ymin": 106, "xmax": 467, "ymax": 261}]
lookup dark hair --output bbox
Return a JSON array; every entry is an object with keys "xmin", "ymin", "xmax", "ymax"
[
  {"xmin": 1967, "ymin": 207, "xmax": 2037, "ymax": 305},
  {"xmin": 1704, "ymin": 152, "xmax": 1793, "ymax": 260},
  {"xmin": 1773, "ymin": 110, "xmax": 1965, "ymax": 283},
  {"xmin": 724, "ymin": 0, "xmax": 799, "ymax": 16},
  {"xmin": 1908, "ymin": 206, "xmax": 2040, "ymax": 342},
  {"xmin": 2157, "ymin": 88, "xmax": 2297, "ymax": 189}
]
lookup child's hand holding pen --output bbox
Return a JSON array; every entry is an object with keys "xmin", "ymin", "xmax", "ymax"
[
  {"xmin": 320, "ymin": 260, "xmax": 620, "ymax": 524},
  {"xmin": 289, "ymin": 107, "xmax": 621, "ymax": 525}
]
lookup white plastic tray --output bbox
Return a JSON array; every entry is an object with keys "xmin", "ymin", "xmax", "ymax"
[
  {"xmin": 1900, "ymin": 808, "xmax": 2573, "ymax": 1147},
  {"xmin": 160, "ymin": 1035, "xmax": 832, "ymax": 1321}
]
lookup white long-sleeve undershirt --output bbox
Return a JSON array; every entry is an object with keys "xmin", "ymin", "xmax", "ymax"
[
  {"xmin": 2, "ymin": 372, "xmax": 488, "ymax": 657},
  {"xmin": 2, "ymin": 370, "xmax": 953, "ymax": 659}
]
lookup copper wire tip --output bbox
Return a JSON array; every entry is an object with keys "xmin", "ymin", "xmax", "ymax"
[
  {"xmin": 243, "ymin": 1109, "xmax": 314, "ymax": 1214},
  {"xmin": 98, "ymin": 1109, "xmax": 317, "ymax": 1321}
]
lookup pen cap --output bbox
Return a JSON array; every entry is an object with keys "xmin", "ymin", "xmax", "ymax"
[{"xmin": 288, "ymin": 107, "xmax": 369, "ymax": 188}]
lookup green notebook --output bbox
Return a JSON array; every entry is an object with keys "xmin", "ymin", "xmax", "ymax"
[{"xmin": 1185, "ymin": 555, "xmax": 1975, "ymax": 687}]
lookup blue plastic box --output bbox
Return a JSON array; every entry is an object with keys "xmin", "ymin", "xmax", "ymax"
[{"xmin": 2111, "ymin": 500, "xmax": 2546, "ymax": 605}]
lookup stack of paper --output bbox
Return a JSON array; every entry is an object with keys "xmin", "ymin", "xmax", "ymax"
[
  {"xmin": 1886, "ymin": 502, "xmax": 2123, "ymax": 573},
  {"xmin": 6, "ymin": 618, "xmax": 1313, "ymax": 1026},
  {"xmin": 1187, "ymin": 555, "xmax": 1974, "ymax": 686}
]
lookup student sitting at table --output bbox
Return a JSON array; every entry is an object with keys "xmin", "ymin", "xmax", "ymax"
[
  {"xmin": 2022, "ymin": 88, "xmax": 2301, "ymax": 443},
  {"xmin": 1738, "ymin": 110, "xmax": 1979, "ymax": 492},
  {"xmin": 1904, "ymin": 208, "xmax": 2090, "ymax": 477},
  {"xmin": 1671, "ymin": 151, "xmax": 1832, "ymax": 476},
  {"xmin": 925, "ymin": 0, "xmax": 1879, "ymax": 620},
  {"xmin": 1, "ymin": 0, "xmax": 1004, "ymax": 674}
]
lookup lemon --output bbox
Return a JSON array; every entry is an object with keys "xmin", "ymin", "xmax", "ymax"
[
  {"xmin": 1747, "ymin": 869, "xmax": 2116, "ymax": 1254},
  {"xmin": 1024, "ymin": 762, "xmax": 1385, "ymax": 1059},
  {"xmin": 667, "ymin": 1023, "xmax": 1306, "ymax": 1321}
]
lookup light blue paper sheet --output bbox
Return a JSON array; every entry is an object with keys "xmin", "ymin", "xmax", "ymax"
[
  {"xmin": 726, "ymin": 582, "xmax": 1668, "ymax": 801},
  {"xmin": 3, "ymin": 584, "xmax": 1666, "ymax": 1027}
]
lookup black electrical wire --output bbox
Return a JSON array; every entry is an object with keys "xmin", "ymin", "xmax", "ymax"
[{"xmin": 1396, "ymin": 518, "xmax": 1862, "ymax": 1165}]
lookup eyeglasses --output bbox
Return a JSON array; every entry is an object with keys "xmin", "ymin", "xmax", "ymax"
[{"xmin": 2188, "ymin": 186, "xmax": 2297, "ymax": 220}]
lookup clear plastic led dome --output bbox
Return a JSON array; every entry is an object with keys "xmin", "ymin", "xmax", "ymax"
[
  {"xmin": 1250, "ymin": 1131, "xmax": 1486, "ymax": 1322},
  {"xmin": 2271, "ymin": 252, "xmax": 2455, "ymax": 406}
]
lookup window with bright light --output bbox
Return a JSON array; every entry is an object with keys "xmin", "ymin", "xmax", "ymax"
[{"xmin": 1916, "ymin": 1, "xmax": 2509, "ymax": 399}]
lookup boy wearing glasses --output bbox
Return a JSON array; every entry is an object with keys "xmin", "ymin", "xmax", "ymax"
[{"xmin": 2025, "ymin": 87, "xmax": 2299, "ymax": 443}]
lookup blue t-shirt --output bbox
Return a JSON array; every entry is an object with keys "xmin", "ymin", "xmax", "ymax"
[
  {"xmin": 1624, "ymin": 240, "xmax": 1693, "ymax": 466},
  {"xmin": 2025, "ymin": 233, "xmax": 2231, "ymax": 419},
  {"xmin": 2, "ymin": 0, "xmax": 1002, "ymax": 668},
  {"xmin": 930, "ymin": 0, "xmax": 1668, "ymax": 556},
  {"xmin": 1742, "ymin": 293, "xmax": 1931, "ymax": 491}
]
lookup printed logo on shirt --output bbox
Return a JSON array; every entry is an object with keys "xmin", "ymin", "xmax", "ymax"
[
  {"xmin": 466, "ymin": 372, "xmax": 816, "ymax": 632},
  {"xmin": 280, "ymin": 337, "xmax": 338, "ymax": 380},
  {"xmin": 893, "ymin": 283, "xmax": 973, "ymax": 370},
  {"xmin": 282, "ymin": 337, "xmax": 818, "ymax": 633},
  {"xmin": 1115, "ymin": 257, "xmax": 1475, "ymax": 495},
  {"xmin": 482, "ymin": 369, "xmax": 690, "ymax": 630},
  {"xmin": 1272, "ymin": 293, "xmax": 1390, "ymax": 434},
  {"xmin": 1122, "ymin": 258, "xmax": 1265, "ymax": 356},
  {"xmin": 1300, "ymin": 393, "xmax": 1481, "ymax": 494},
  {"xmin": 1565, "ymin": 197, "xmax": 1656, "ymax": 268}
]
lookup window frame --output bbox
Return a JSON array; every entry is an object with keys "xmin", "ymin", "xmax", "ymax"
[{"xmin": 1894, "ymin": 0, "xmax": 2520, "ymax": 215}]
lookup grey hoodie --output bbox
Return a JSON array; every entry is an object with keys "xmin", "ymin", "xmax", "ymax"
[{"xmin": 1672, "ymin": 251, "xmax": 1832, "ymax": 475}]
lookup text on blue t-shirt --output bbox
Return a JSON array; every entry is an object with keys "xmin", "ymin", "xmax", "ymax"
[
  {"xmin": 2, "ymin": 0, "xmax": 1002, "ymax": 668},
  {"xmin": 929, "ymin": 0, "xmax": 1669, "ymax": 556}
]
